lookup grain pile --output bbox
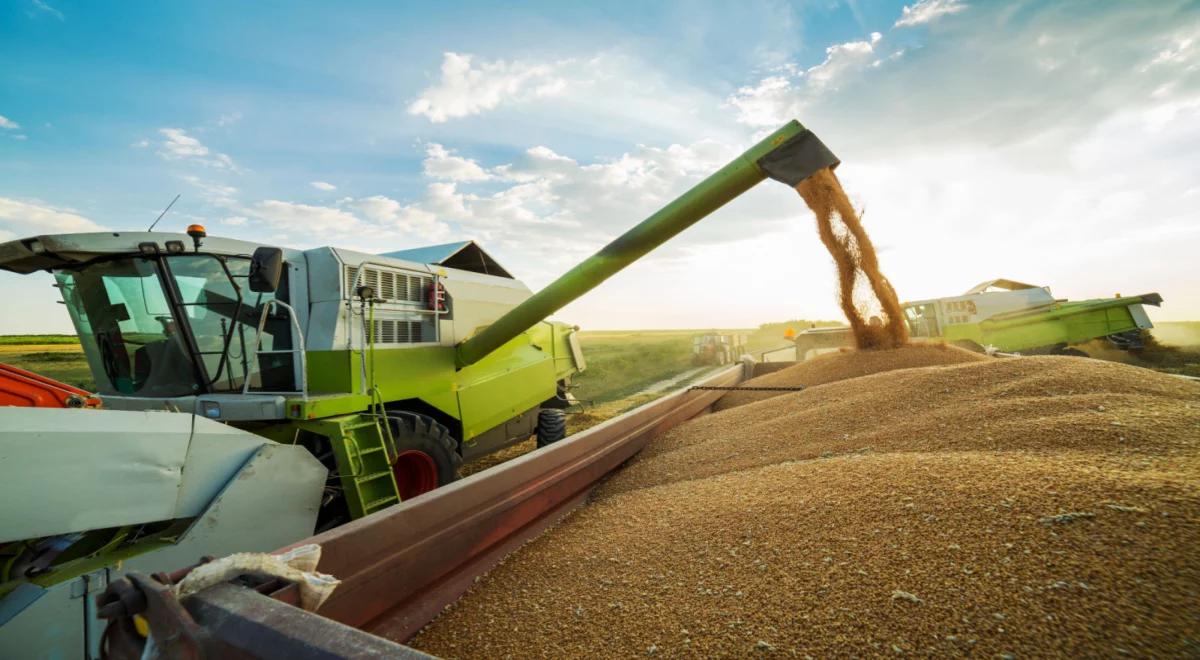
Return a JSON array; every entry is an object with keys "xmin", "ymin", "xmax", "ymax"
[
  {"xmin": 411, "ymin": 352, "xmax": 1200, "ymax": 658},
  {"xmin": 713, "ymin": 343, "xmax": 984, "ymax": 412},
  {"xmin": 797, "ymin": 168, "xmax": 907, "ymax": 349}
]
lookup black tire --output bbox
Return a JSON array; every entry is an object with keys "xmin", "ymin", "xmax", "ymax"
[
  {"xmin": 1056, "ymin": 347, "xmax": 1089, "ymax": 357},
  {"xmin": 536, "ymin": 408, "xmax": 567, "ymax": 448},
  {"xmin": 387, "ymin": 412, "xmax": 462, "ymax": 487}
]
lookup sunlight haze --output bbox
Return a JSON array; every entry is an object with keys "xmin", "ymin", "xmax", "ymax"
[{"xmin": 2, "ymin": 0, "xmax": 1197, "ymax": 332}]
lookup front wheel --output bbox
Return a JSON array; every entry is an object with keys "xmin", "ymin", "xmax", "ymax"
[
  {"xmin": 536, "ymin": 409, "xmax": 567, "ymax": 448},
  {"xmin": 387, "ymin": 413, "xmax": 461, "ymax": 500}
]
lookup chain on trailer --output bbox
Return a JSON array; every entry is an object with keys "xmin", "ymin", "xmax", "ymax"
[{"xmin": 687, "ymin": 384, "xmax": 806, "ymax": 392}]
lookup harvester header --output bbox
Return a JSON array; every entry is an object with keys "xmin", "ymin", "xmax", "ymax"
[{"xmin": 455, "ymin": 120, "xmax": 838, "ymax": 367}]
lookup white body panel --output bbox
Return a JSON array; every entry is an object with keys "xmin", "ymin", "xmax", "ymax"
[{"xmin": 0, "ymin": 408, "xmax": 318, "ymax": 542}]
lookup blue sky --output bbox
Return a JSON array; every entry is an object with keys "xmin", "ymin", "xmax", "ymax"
[{"xmin": 2, "ymin": 0, "xmax": 1198, "ymax": 333}]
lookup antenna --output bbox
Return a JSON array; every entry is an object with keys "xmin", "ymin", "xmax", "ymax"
[{"xmin": 147, "ymin": 194, "xmax": 181, "ymax": 232}]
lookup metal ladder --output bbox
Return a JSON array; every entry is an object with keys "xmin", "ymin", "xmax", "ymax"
[{"xmin": 328, "ymin": 415, "xmax": 401, "ymax": 517}]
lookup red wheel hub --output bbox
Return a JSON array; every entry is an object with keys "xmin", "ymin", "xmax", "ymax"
[{"xmin": 392, "ymin": 450, "xmax": 439, "ymax": 500}]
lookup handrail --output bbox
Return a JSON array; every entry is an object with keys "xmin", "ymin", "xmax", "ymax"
[{"xmin": 242, "ymin": 300, "xmax": 308, "ymax": 398}]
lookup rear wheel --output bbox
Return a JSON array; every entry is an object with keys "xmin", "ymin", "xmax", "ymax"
[
  {"xmin": 387, "ymin": 413, "xmax": 461, "ymax": 500},
  {"xmin": 536, "ymin": 408, "xmax": 567, "ymax": 448}
]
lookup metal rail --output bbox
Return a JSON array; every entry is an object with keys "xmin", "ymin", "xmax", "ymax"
[
  {"xmin": 243, "ymin": 300, "xmax": 308, "ymax": 398},
  {"xmin": 99, "ymin": 363, "xmax": 749, "ymax": 657}
]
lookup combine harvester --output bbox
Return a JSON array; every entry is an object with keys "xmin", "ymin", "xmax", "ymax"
[
  {"xmin": 0, "ymin": 120, "xmax": 840, "ymax": 657},
  {"xmin": 792, "ymin": 278, "xmax": 1162, "ymax": 360}
]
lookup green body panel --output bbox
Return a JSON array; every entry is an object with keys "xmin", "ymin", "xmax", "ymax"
[
  {"xmin": 285, "ymin": 319, "xmax": 575, "ymax": 443},
  {"xmin": 457, "ymin": 341, "xmax": 556, "ymax": 441},
  {"xmin": 306, "ymin": 349, "xmax": 354, "ymax": 393},
  {"xmin": 940, "ymin": 296, "xmax": 1153, "ymax": 351}
]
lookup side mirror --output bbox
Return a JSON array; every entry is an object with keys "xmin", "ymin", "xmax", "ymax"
[{"xmin": 249, "ymin": 247, "xmax": 284, "ymax": 293}]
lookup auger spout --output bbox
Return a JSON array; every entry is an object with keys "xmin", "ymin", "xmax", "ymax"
[{"xmin": 455, "ymin": 119, "xmax": 838, "ymax": 368}]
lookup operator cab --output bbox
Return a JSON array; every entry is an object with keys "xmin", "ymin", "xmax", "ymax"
[
  {"xmin": 903, "ymin": 303, "xmax": 939, "ymax": 338},
  {"xmin": 56, "ymin": 252, "xmax": 293, "ymax": 397},
  {"xmin": 0, "ymin": 230, "xmax": 298, "ymax": 402}
]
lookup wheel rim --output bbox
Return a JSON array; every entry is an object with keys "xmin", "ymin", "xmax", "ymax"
[{"xmin": 392, "ymin": 450, "xmax": 439, "ymax": 500}]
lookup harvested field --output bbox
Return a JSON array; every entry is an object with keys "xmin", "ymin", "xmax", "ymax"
[
  {"xmin": 411, "ymin": 349, "xmax": 1200, "ymax": 658},
  {"xmin": 713, "ymin": 343, "xmax": 984, "ymax": 411}
]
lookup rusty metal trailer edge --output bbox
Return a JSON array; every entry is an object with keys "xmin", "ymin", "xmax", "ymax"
[{"xmin": 100, "ymin": 363, "xmax": 749, "ymax": 657}]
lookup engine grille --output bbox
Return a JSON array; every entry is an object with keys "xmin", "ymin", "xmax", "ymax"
[
  {"xmin": 344, "ymin": 265, "xmax": 431, "ymax": 304},
  {"xmin": 345, "ymin": 263, "xmax": 437, "ymax": 344},
  {"xmin": 371, "ymin": 319, "xmax": 425, "ymax": 344}
]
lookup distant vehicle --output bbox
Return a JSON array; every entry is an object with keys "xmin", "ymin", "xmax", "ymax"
[
  {"xmin": 692, "ymin": 333, "xmax": 746, "ymax": 366},
  {"xmin": 793, "ymin": 279, "xmax": 1162, "ymax": 360}
]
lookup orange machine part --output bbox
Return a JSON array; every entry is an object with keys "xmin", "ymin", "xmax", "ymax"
[{"xmin": 0, "ymin": 362, "xmax": 101, "ymax": 408}]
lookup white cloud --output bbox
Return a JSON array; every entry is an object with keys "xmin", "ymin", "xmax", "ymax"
[
  {"xmin": 247, "ymin": 200, "xmax": 361, "ymax": 233},
  {"xmin": 180, "ymin": 175, "xmax": 238, "ymax": 207},
  {"xmin": 352, "ymin": 195, "xmax": 449, "ymax": 240},
  {"xmin": 222, "ymin": 216, "xmax": 248, "ymax": 226},
  {"xmin": 397, "ymin": 137, "xmax": 772, "ymax": 288},
  {"xmin": 310, "ymin": 180, "xmax": 337, "ymax": 191},
  {"xmin": 727, "ymin": 32, "xmax": 886, "ymax": 126},
  {"xmin": 408, "ymin": 52, "xmax": 570, "ymax": 122},
  {"xmin": 0, "ymin": 115, "xmax": 19, "ymax": 130},
  {"xmin": 11, "ymin": 134, "xmax": 28, "ymax": 141},
  {"xmin": 422, "ymin": 143, "xmax": 492, "ymax": 182},
  {"xmin": 31, "ymin": 0, "xmax": 63, "ymax": 21},
  {"xmin": 805, "ymin": 32, "xmax": 882, "ymax": 91},
  {"xmin": 423, "ymin": 182, "xmax": 470, "ymax": 218},
  {"xmin": 238, "ymin": 195, "xmax": 451, "ymax": 249},
  {"xmin": 894, "ymin": 0, "xmax": 967, "ymax": 28},
  {"xmin": 0, "ymin": 197, "xmax": 103, "ymax": 236},
  {"xmin": 158, "ymin": 128, "xmax": 237, "ymax": 170},
  {"xmin": 350, "ymin": 195, "xmax": 407, "ymax": 224}
]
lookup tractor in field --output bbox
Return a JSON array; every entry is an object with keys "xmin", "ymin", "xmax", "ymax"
[
  {"xmin": 691, "ymin": 333, "xmax": 745, "ymax": 366},
  {"xmin": 792, "ymin": 278, "xmax": 1162, "ymax": 360},
  {"xmin": 0, "ymin": 119, "xmax": 840, "ymax": 657}
]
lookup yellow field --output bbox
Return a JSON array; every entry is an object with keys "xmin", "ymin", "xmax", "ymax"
[{"xmin": 0, "ymin": 344, "xmax": 83, "ymax": 354}]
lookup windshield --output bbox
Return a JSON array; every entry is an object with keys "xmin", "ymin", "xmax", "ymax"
[
  {"xmin": 55, "ymin": 255, "xmax": 293, "ymax": 397},
  {"xmin": 903, "ymin": 303, "xmax": 938, "ymax": 338}
]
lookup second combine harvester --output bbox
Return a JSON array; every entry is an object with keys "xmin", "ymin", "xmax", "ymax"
[{"xmin": 0, "ymin": 120, "xmax": 838, "ymax": 656}]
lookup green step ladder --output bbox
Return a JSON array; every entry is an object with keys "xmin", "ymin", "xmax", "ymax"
[{"xmin": 302, "ymin": 413, "xmax": 401, "ymax": 518}]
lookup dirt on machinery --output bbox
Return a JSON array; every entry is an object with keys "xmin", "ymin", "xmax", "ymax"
[
  {"xmin": 411, "ymin": 349, "xmax": 1200, "ymax": 658},
  {"xmin": 796, "ymin": 168, "xmax": 908, "ymax": 350}
]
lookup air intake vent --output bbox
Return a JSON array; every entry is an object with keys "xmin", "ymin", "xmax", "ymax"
[
  {"xmin": 345, "ymin": 265, "xmax": 432, "ymax": 304},
  {"xmin": 371, "ymin": 319, "xmax": 426, "ymax": 344}
]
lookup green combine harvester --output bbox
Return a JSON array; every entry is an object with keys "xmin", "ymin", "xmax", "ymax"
[
  {"xmin": 0, "ymin": 119, "xmax": 840, "ymax": 657},
  {"xmin": 793, "ymin": 278, "xmax": 1162, "ymax": 360}
]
